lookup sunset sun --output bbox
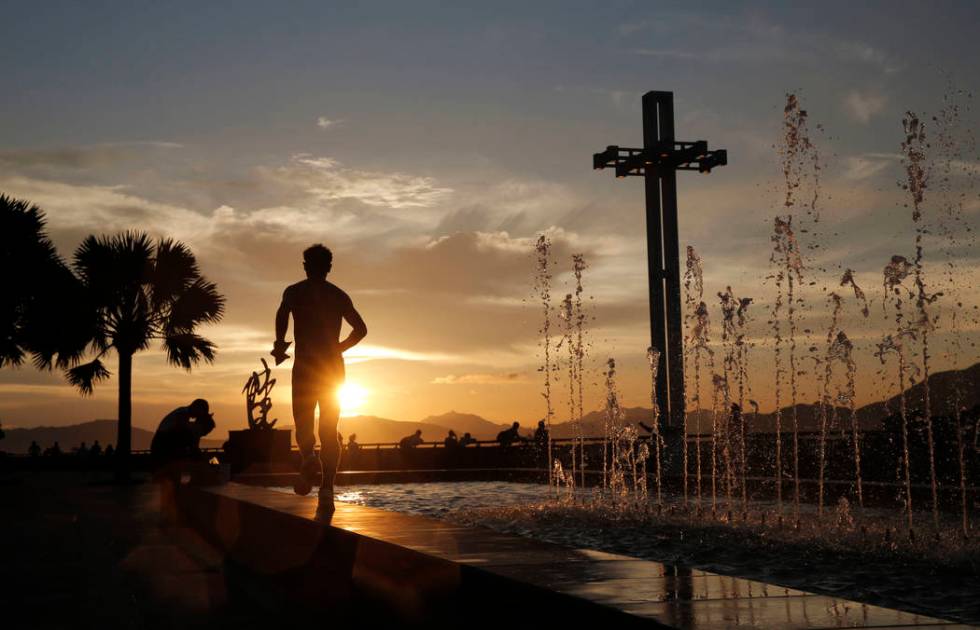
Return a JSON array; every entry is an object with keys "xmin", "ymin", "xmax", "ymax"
[{"xmin": 336, "ymin": 382, "xmax": 368, "ymax": 417}]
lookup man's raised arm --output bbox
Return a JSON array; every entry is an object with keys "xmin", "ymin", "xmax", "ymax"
[
  {"xmin": 338, "ymin": 300, "xmax": 367, "ymax": 353},
  {"xmin": 272, "ymin": 289, "xmax": 292, "ymax": 365}
]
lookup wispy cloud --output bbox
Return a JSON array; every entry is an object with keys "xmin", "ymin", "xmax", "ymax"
[
  {"xmin": 843, "ymin": 89, "xmax": 888, "ymax": 123},
  {"xmin": 842, "ymin": 153, "xmax": 896, "ymax": 180},
  {"xmin": 0, "ymin": 142, "xmax": 182, "ymax": 173},
  {"xmin": 345, "ymin": 345, "xmax": 457, "ymax": 364},
  {"xmin": 432, "ymin": 372, "xmax": 526, "ymax": 385},
  {"xmin": 279, "ymin": 154, "xmax": 453, "ymax": 208},
  {"xmin": 316, "ymin": 117, "xmax": 343, "ymax": 129},
  {"xmin": 835, "ymin": 41, "xmax": 902, "ymax": 74}
]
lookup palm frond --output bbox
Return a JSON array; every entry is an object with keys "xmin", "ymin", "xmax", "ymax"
[
  {"xmin": 66, "ymin": 358, "xmax": 111, "ymax": 395},
  {"xmin": 150, "ymin": 239, "xmax": 200, "ymax": 308},
  {"xmin": 74, "ymin": 232, "xmax": 152, "ymax": 305},
  {"xmin": 0, "ymin": 340, "xmax": 25, "ymax": 368},
  {"xmin": 166, "ymin": 278, "xmax": 225, "ymax": 331},
  {"xmin": 163, "ymin": 332, "xmax": 217, "ymax": 370},
  {"xmin": 25, "ymin": 263, "xmax": 99, "ymax": 370},
  {"xmin": 2, "ymin": 195, "xmax": 96, "ymax": 369}
]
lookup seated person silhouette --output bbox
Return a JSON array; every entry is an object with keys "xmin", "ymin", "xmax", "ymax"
[
  {"xmin": 273, "ymin": 244, "xmax": 367, "ymax": 514},
  {"xmin": 90, "ymin": 440, "xmax": 102, "ymax": 457},
  {"xmin": 533, "ymin": 420, "xmax": 549, "ymax": 450},
  {"xmin": 104, "ymin": 444, "xmax": 114, "ymax": 458},
  {"xmin": 444, "ymin": 429, "xmax": 459, "ymax": 449},
  {"xmin": 459, "ymin": 432, "xmax": 477, "ymax": 447},
  {"xmin": 150, "ymin": 398, "xmax": 216, "ymax": 462},
  {"xmin": 347, "ymin": 433, "xmax": 360, "ymax": 451},
  {"xmin": 44, "ymin": 441, "xmax": 62, "ymax": 457},
  {"xmin": 28, "ymin": 440, "xmax": 41, "ymax": 457},
  {"xmin": 400, "ymin": 429, "xmax": 423, "ymax": 450},
  {"xmin": 76, "ymin": 442, "xmax": 89, "ymax": 457},
  {"xmin": 496, "ymin": 421, "xmax": 524, "ymax": 447}
]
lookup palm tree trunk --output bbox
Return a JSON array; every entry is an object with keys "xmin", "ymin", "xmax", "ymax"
[{"xmin": 116, "ymin": 350, "xmax": 133, "ymax": 480}]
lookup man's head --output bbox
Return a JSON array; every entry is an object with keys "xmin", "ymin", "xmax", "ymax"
[
  {"xmin": 303, "ymin": 244, "xmax": 333, "ymax": 279},
  {"xmin": 512, "ymin": 421, "xmax": 520, "ymax": 429},
  {"xmin": 189, "ymin": 398, "xmax": 210, "ymax": 419},
  {"xmin": 415, "ymin": 429, "xmax": 422, "ymax": 436}
]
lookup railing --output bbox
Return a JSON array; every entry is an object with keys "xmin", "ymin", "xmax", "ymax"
[{"xmin": 3, "ymin": 431, "xmax": 869, "ymax": 458}]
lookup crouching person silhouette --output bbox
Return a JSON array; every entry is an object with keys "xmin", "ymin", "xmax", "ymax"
[
  {"xmin": 151, "ymin": 398, "xmax": 216, "ymax": 463},
  {"xmin": 151, "ymin": 398, "xmax": 216, "ymax": 519},
  {"xmin": 273, "ymin": 244, "xmax": 367, "ymax": 516}
]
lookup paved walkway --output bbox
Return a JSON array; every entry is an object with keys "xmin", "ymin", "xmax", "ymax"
[{"xmin": 0, "ymin": 473, "xmax": 286, "ymax": 630}]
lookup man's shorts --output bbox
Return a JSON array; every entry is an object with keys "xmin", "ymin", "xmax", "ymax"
[{"xmin": 292, "ymin": 355, "xmax": 346, "ymax": 403}]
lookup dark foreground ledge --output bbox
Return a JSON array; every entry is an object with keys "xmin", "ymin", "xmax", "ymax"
[{"xmin": 176, "ymin": 483, "xmax": 965, "ymax": 629}]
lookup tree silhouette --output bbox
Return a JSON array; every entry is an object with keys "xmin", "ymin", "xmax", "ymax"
[
  {"xmin": 1, "ymin": 194, "xmax": 93, "ymax": 370},
  {"xmin": 69, "ymin": 232, "xmax": 224, "ymax": 473}
]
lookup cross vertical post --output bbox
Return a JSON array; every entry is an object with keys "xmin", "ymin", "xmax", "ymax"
[
  {"xmin": 643, "ymin": 91, "xmax": 684, "ymax": 430},
  {"xmin": 593, "ymin": 90, "xmax": 727, "ymax": 430}
]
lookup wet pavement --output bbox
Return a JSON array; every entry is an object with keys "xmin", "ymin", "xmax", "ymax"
[{"xmin": 208, "ymin": 482, "xmax": 971, "ymax": 629}]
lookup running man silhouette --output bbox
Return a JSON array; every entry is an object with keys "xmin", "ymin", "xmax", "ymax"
[{"xmin": 273, "ymin": 244, "xmax": 367, "ymax": 513}]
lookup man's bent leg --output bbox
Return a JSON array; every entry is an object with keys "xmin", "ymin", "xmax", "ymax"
[{"xmin": 291, "ymin": 366, "xmax": 318, "ymax": 458}]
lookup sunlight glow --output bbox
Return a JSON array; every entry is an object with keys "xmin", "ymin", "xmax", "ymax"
[{"xmin": 337, "ymin": 382, "xmax": 369, "ymax": 417}]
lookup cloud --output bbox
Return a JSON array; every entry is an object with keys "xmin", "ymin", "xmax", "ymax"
[
  {"xmin": 316, "ymin": 117, "xmax": 343, "ymax": 129},
  {"xmin": 269, "ymin": 154, "xmax": 453, "ymax": 209},
  {"xmin": 432, "ymin": 372, "xmax": 526, "ymax": 385},
  {"xmin": 632, "ymin": 48, "xmax": 705, "ymax": 61},
  {"xmin": 626, "ymin": 13, "xmax": 902, "ymax": 76},
  {"xmin": 0, "ymin": 142, "xmax": 183, "ymax": 175},
  {"xmin": 835, "ymin": 42, "xmax": 902, "ymax": 74},
  {"xmin": 842, "ymin": 153, "xmax": 895, "ymax": 180},
  {"xmin": 843, "ymin": 90, "xmax": 888, "ymax": 123},
  {"xmin": 345, "ymin": 345, "xmax": 457, "ymax": 364}
]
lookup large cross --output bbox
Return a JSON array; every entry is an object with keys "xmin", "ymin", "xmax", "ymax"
[{"xmin": 593, "ymin": 91, "xmax": 727, "ymax": 430}]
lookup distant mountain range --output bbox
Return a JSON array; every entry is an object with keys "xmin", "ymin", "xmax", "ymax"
[
  {"xmin": 4, "ymin": 363, "xmax": 977, "ymax": 453},
  {"xmin": 0, "ymin": 419, "xmax": 223, "ymax": 454}
]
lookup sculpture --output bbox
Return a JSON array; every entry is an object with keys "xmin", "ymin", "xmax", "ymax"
[{"xmin": 242, "ymin": 358, "xmax": 278, "ymax": 429}]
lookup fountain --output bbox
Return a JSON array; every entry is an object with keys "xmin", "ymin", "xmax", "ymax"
[{"xmin": 506, "ymin": 90, "xmax": 979, "ymax": 554}]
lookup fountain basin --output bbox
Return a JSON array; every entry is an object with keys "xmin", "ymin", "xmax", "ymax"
[{"xmin": 177, "ymin": 481, "xmax": 966, "ymax": 627}]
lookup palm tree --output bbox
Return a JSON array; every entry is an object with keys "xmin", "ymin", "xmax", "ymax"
[
  {"xmin": 1, "ymin": 194, "xmax": 93, "ymax": 370},
  {"xmin": 68, "ymin": 232, "xmax": 225, "ymax": 474}
]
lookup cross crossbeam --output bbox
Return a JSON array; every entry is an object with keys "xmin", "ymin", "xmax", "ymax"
[{"xmin": 593, "ymin": 142, "xmax": 727, "ymax": 177}]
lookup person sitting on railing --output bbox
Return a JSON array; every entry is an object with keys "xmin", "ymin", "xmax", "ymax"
[
  {"xmin": 533, "ymin": 420, "xmax": 549, "ymax": 451},
  {"xmin": 444, "ymin": 429, "xmax": 459, "ymax": 449},
  {"xmin": 150, "ymin": 398, "xmax": 216, "ymax": 463},
  {"xmin": 43, "ymin": 441, "xmax": 62, "ymax": 457},
  {"xmin": 459, "ymin": 432, "xmax": 477, "ymax": 448},
  {"xmin": 399, "ymin": 429, "xmax": 423, "ymax": 450},
  {"xmin": 28, "ymin": 440, "xmax": 41, "ymax": 458},
  {"xmin": 496, "ymin": 421, "xmax": 525, "ymax": 447},
  {"xmin": 75, "ymin": 442, "xmax": 89, "ymax": 457},
  {"xmin": 347, "ymin": 433, "xmax": 360, "ymax": 452},
  {"xmin": 104, "ymin": 444, "xmax": 114, "ymax": 458},
  {"xmin": 90, "ymin": 440, "xmax": 102, "ymax": 457}
]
